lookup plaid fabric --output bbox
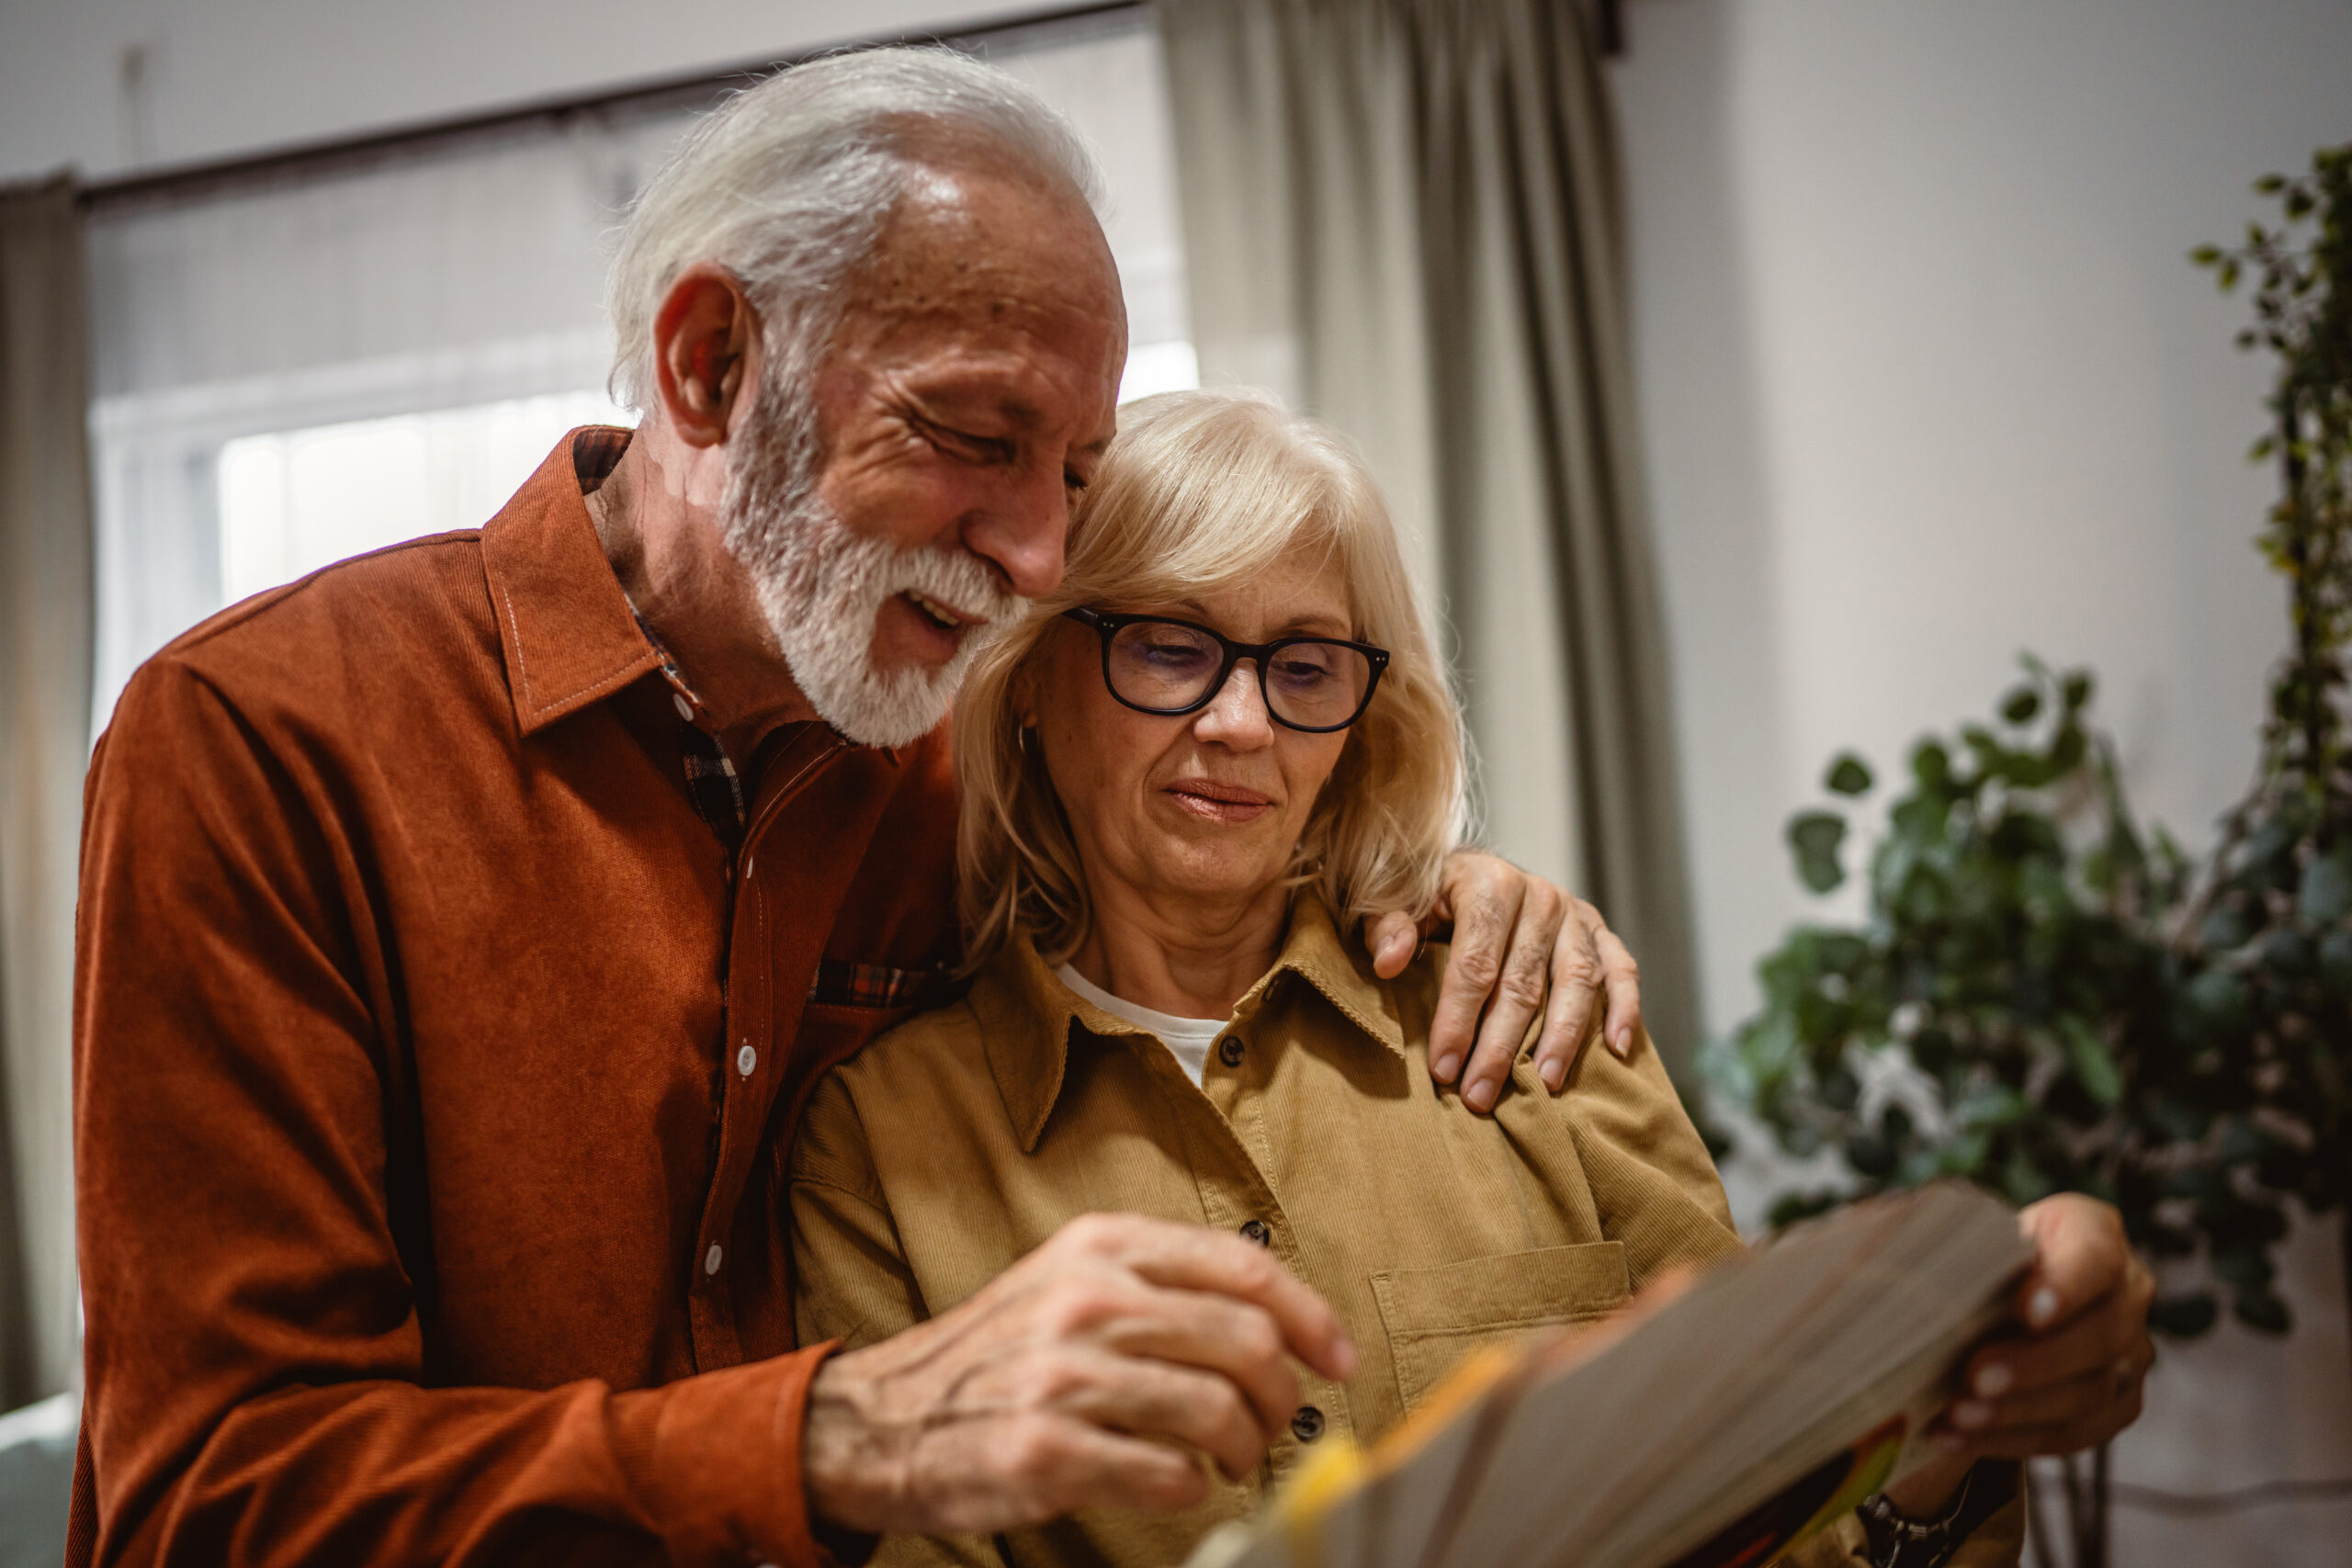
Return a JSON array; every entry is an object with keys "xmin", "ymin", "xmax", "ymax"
[
  {"xmin": 808, "ymin": 957, "xmax": 944, "ymax": 1010},
  {"xmin": 572, "ymin": 425, "xmax": 632, "ymax": 491},
  {"xmin": 576, "ymin": 425, "xmax": 750, "ymax": 850},
  {"xmin": 628, "ymin": 612, "xmax": 747, "ymax": 850}
]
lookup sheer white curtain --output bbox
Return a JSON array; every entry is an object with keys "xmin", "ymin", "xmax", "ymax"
[{"xmin": 84, "ymin": 9, "xmax": 1194, "ymax": 730}]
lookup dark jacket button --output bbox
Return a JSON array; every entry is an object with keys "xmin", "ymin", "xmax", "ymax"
[
  {"xmin": 1218, "ymin": 1036, "xmax": 1245, "ymax": 1067},
  {"xmin": 1291, "ymin": 1405, "xmax": 1325, "ymax": 1442},
  {"xmin": 1239, "ymin": 1219, "xmax": 1272, "ymax": 1247}
]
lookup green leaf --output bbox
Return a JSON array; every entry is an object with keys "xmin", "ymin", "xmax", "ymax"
[
  {"xmin": 2148, "ymin": 1292, "xmax": 2218, "ymax": 1337},
  {"xmin": 2319, "ymin": 928, "xmax": 2352, "ymax": 991},
  {"xmin": 2298, "ymin": 850, "xmax": 2352, "ymax": 925},
  {"xmin": 2253, "ymin": 173, "xmax": 2287, "ymax": 194},
  {"xmin": 1954, "ymin": 1083, "xmax": 2030, "ymax": 1131},
  {"xmin": 2233, "ymin": 1288, "xmax": 2291, "ymax": 1335},
  {"xmin": 2189, "ymin": 243, "xmax": 2224, "ymax": 265},
  {"xmin": 1911, "ymin": 740, "xmax": 1952, "ymax": 791},
  {"xmin": 1825, "ymin": 753, "xmax": 1874, "ymax": 796},
  {"xmin": 1787, "ymin": 811, "xmax": 1849, "ymax": 895},
  {"xmin": 2210, "ymin": 1244, "xmax": 2273, "ymax": 1288},
  {"xmin": 1768, "ymin": 1190, "xmax": 1844, "ymax": 1229},
  {"xmin": 1999, "ymin": 686, "xmax": 2041, "ymax": 726},
  {"xmin": 2059, "ymin": 1014, "xmax": 2123, "ymax": 1106}
]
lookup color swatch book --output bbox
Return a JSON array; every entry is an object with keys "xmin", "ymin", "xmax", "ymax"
[{"xmin": 1187, "ymin": 1182, "xmax": 2033, "ymax": 1568}]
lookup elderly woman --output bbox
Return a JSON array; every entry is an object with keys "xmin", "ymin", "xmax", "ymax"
[{"xmin": 790, "ymin": 391, "xmax": 2029, "ymax": 1568}]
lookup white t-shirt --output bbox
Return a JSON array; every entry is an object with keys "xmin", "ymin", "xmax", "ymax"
[{"xmin": 1055, "ymin": 963, "xmax": 1228, "ymax": 1088}]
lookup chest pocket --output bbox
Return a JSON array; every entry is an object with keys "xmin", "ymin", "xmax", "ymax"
[{"xmin": 1370, "ymin": 1242, "xmax": 1631, "ymax": 1413}]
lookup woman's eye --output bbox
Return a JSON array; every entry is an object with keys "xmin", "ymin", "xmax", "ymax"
[
  {"xmin": 1272, "ymin": 654, "xmax": 1336, "ymax": 689},
  {"xmin": 1140, "ymin": 639, "xmax": 1212, "ymax": 669},
  {"xmin": 1279, "ymin": 658, "xmax": 1336, "ymax": 691}
]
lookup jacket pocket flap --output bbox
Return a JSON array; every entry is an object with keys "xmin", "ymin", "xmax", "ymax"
[{"xmin": 1371, "ymin": 1242, "xmax": 1630, "ymax": 1411}]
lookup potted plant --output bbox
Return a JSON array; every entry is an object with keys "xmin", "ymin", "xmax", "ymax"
[{"xmin": 1702, "ymin": 143, "xmax": 2352, "ymax": 1568}]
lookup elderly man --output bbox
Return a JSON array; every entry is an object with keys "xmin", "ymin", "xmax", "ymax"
[{"xmin": 70, "ymin": 46, "xmax": 2150, "ymax": 1568}]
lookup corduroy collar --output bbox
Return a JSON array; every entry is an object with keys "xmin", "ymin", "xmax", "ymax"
[
  {"xmin": 478, "ymin": 427, "xmax": 664, "ymax": 737},
  {"xmin": 974, "ymin": 892, "xmax": 1410, "ymax": 1153}
]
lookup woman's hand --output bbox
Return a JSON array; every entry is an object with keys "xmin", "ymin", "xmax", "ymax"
[
  {"xmin": 1883, "ymin": 1192, "xmax": 2156, "ymax": 1517},
  {"xmin": 1364, "ymin": 850, "xmax": 1643, "ymax": 1111}
]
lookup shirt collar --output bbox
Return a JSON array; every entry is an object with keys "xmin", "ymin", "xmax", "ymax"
[
  {"xmin": 479, "ymin": 426, "xmax": 663, "ymax": 737},
  {"xmin": 975, "ymin": 892, "xmax": 1410, "ymax": 1154}
]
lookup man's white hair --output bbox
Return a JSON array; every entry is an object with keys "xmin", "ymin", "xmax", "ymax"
[{"xmin": 606, "ymin": 45, "xmax": 1106, "ymax": 410}]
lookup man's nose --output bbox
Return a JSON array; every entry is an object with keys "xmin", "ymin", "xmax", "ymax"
[
  {"xmin": 1193, "ymin": 660, "xmax": 1276, "ymax": 747},
  {"xmin": 961, "ymin": 465, "xmax": 1072, "ymax": 601}
]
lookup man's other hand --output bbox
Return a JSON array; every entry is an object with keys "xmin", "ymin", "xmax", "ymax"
[
  {"xmin": 800, "ymin": 1212, "xmax": 1356, "ymax": 1537},
  {"xmin": 1364, "ymin": 850, "xmax": 1643, "ymax": 1112}
]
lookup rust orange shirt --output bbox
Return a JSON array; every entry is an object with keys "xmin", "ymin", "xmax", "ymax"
[{"xmin": 69, "ymin": 430, "xmax": 957, "ymax": 1568}]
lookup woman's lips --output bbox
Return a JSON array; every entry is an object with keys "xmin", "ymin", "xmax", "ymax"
[{"xmin": 1164, "ymin": 778, "xmax": 1274, "ymax": 823}]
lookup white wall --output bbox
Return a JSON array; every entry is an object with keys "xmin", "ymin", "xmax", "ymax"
[
  {"xmin": 0, "ymin": 0, "xmax": 1048, "ymax": 183},
  {"xmin": 1610, "ymin": 2, "xmax": 2352, "ymax": 1560}
]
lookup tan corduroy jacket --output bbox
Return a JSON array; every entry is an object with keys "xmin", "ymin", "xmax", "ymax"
[{"xmin": 789, "ymin": 897, "xmax": 2022, "ymax": 1568}]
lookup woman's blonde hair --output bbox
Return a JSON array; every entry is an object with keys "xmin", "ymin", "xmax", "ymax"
[{"xmin": 956, "ymin": 388, "xmax": 1468, "ymax": 967}]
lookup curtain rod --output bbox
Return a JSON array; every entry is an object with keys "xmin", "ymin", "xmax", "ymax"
[{"xmin": 78, "ymin": 0, "xmax": 1148, "ymax": 213}]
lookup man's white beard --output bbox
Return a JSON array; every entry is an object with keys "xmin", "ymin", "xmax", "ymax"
[{"xmin": 722, "ymin": 402, "xmax": 1024, "ymax": 748}]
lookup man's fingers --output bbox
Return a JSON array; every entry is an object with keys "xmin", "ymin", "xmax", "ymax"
[
  {"xmin": 1424, "ymin": 858, "xmax": 1524, "ymax": 1089},
  {"xmin": 1364, "ymin": 910, "xmax": 1420, "ymax": 980},
  {"xmin": 1065, "ymin": 1213, "xmax": 1356, "ymax": 1382},
  {"xmin": 1458, "ymin": 879, "xmax": 1563, "ymax": 1112},
  {"xmin": 1053, "ymin": 1346, "xmax": 1278, "ymax": 1479},
  {"xmin": 1589, "ymin": 914, "xmax": 1645, "ymax": 1061},
  {"xmin": 1528, "ymin": 898, "xmax": 1602, "ymax": 1092},
  {"xmin": 1087, "ymin": 1286, "xmax": 1306, "ymax": 1442},
  {"xmin": 1530, "ymin": 969, "xmax": 1596, "ymax": 1094}
]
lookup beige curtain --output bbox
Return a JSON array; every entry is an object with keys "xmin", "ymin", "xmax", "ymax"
[
  {"xmin": 0, "ymin": 176, "xmax": 94, "ymax": 1407},
  {"xmin": 1158, "ymin": 0, "xmax": 1701, "ymax": 1072}
]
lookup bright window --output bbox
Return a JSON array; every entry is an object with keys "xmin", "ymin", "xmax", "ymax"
[{"xmin": 217, "ymin": 390, "xmax": 630, "ymax": 602}]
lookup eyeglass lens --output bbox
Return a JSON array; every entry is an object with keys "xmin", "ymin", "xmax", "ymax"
[{"xmin": 1104, "ymin": 620, "xmax": 1374, "ymax": 728}]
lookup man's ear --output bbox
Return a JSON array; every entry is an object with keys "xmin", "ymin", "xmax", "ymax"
[{"xmin": 651, "ymin": 265, "xmax": 757, "ymax": 448}]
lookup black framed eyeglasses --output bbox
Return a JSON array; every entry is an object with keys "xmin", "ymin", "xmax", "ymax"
[{"xmin": 1062, "ymin": 607, "xmax": 1391, "ymax": 733}]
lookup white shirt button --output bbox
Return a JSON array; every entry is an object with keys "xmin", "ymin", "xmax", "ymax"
[
  {"xmin": 737, "ymin": 1043, "xmax": 757, "ymax": 1077},
  {"xmin": 703, "ymin": 1243, "xmax": 723, "ymax": 1276},
  {"xmin": 672, "ymin": 692, "xmax": 694, "ymax": 721}
]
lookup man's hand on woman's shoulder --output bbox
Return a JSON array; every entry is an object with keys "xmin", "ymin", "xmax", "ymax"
[
  {"xmin": 1363, "ymin": 849, "xmax": 1644, "ymax": 1113},
  {"xmin": 800, "ymin": 1213, "xmax": 1356, "ymax": 1538}
]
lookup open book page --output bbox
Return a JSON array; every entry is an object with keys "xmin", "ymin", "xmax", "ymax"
[{"xmin": 1188, "ymin": 1184, "xmax": 2032, "ymax": 1568}]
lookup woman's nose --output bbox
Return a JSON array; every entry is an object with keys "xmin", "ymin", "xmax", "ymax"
[{"xmin": 1193, "ymin": 660, "xmax": 1276, "ymax": 747}]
